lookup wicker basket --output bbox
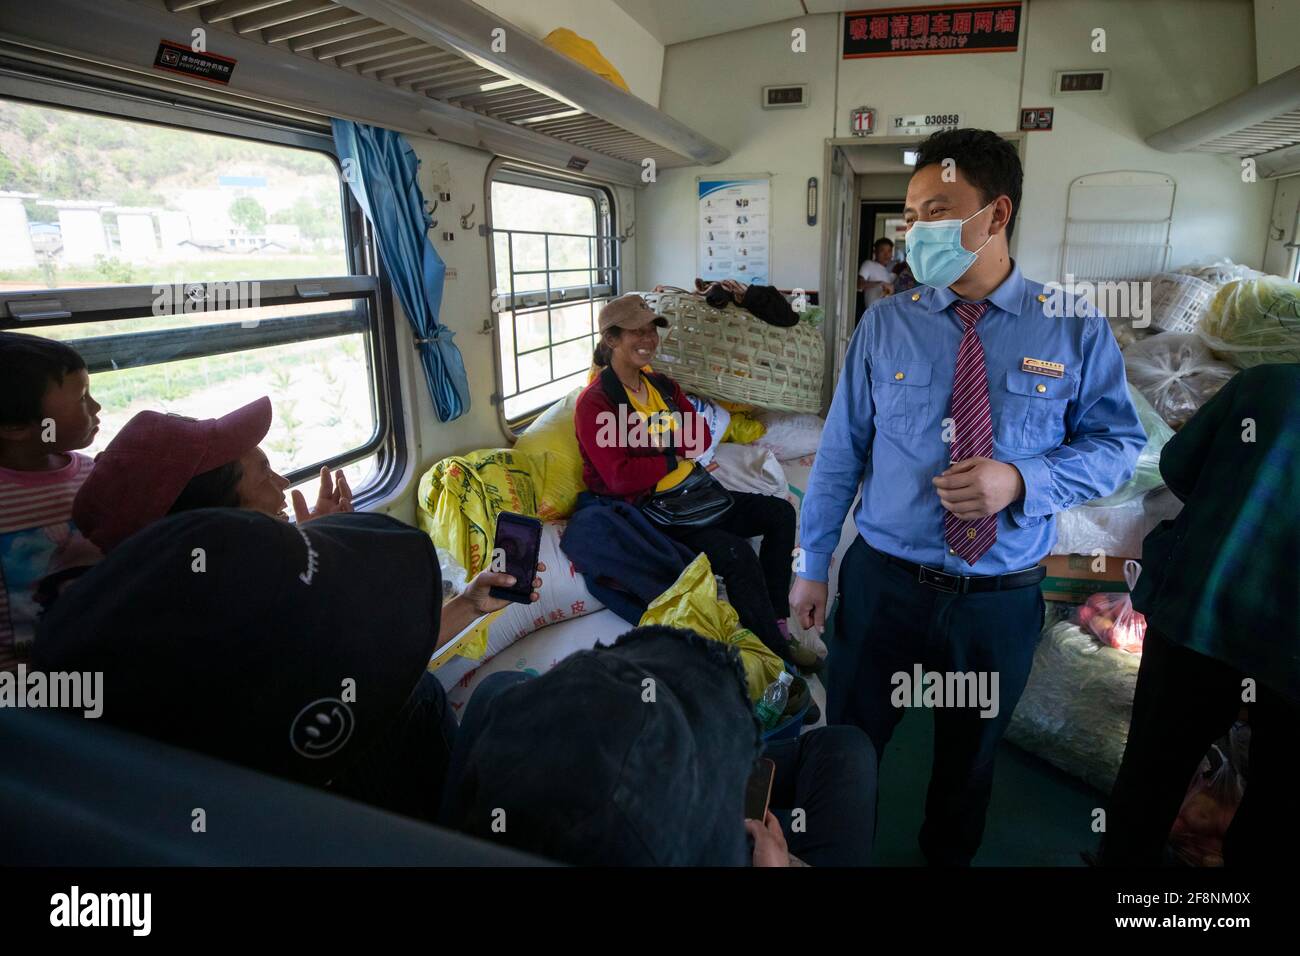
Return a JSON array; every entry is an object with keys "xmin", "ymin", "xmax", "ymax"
[
  {"xmin": 1148, "ymin": 272, "xmax": 1216, "ymax": 333},
  {"xmin": 641, "ymin": 291, "xmax": 824, "ymax": 412}
]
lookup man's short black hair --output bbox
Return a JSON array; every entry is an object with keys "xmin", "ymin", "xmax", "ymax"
[
  {"xmin": 0, "ymin": 332, "xmax": 87, "ymax": 427},
  {"xmin": 873, "ymin": 237, "xmax": 895, "ymax": 252},
  {"xmin": 912, "ymin": 128, "xmax": 1023, "ymax": 240}
]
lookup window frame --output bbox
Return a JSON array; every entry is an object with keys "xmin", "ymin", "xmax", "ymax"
[
  {"xmin": 0, "ymin": 66, "xmax": 406, "ymax": 504},
  {"xmin": 484, "ymin": 159, "xmax": 618, "ymax": 434}
]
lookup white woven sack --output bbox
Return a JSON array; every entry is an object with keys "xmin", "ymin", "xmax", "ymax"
[{"xmin": 433, "ymin": 520, "xmax": 603, "ymax": 687}]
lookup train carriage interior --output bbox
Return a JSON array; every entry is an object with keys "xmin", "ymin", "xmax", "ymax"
[{"xmin": 1, "ymin": 0, "xmax": 1299, "ymax": 894}]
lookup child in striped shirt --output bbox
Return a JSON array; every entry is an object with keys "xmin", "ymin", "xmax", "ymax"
[{"xmin": 0, "ymin": 332, "xmax": 102, "ymax": 670}]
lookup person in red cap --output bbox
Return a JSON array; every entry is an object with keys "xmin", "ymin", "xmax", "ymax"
[
  {"xmin": 73, "ymin": 396, "xmax": 352, "ymax": 554},
  {"xmin": 68, "ymin": 397, "xmax": 543, "ymax": 645}
]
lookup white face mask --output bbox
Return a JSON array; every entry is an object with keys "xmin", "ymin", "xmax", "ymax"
[{"xmin": 905, "ymin": 201, "xmax": 995, "ymax": 289}]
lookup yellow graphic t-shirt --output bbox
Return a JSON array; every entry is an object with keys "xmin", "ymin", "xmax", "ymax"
[{"xmin": 628, "ymin": 375, "xmax": 694, "ymax": 492}]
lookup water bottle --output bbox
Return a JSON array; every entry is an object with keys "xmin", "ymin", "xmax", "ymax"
[{"xmin": 755, "ymin": 671, "xmax": 794, "ymax": 730}]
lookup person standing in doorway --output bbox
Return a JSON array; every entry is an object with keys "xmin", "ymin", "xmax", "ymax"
[
  {"xmin": 858, "ymin": 237, "xmax": 897, "ymax": 315},
  {"xmin": 790, "ymin": 128, "xmax": 1145, "ymax": 865}
]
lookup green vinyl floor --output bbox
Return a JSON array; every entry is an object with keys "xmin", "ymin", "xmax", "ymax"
[{"xmin": 868, "ymin": 704, "xmax": 1106, "ymax": 866}]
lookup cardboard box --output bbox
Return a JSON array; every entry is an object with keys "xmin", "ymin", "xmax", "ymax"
[{"xmin": 1039, "ymin": 554, "xmax": 1136, "ymax": 603}]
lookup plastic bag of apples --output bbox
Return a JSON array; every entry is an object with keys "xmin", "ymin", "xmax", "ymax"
[
  {"xmin": 1073, "ymin": 559, "xmax": 1146, "ymax": 654},
  {"xmin": 1169, "ymin": 723, "xmax": 1249, "ymax": 867}
]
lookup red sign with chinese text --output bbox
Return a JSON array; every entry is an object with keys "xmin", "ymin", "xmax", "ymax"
[{"xmin": 843, "ymin": 2, "xmax": 1022, "ymax": 58}]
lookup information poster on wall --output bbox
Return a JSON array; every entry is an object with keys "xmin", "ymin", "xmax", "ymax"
[{"xmin": 698, "ymin": 177, "xmax": 770, "ymax": 286}]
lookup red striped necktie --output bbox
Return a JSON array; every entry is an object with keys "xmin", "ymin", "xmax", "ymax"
[{"xmin": 945, "ymin": 300, "xmax": 996, "ymax": 566}]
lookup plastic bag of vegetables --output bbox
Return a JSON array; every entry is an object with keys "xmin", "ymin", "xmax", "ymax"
[
  {"xmin": 1084, "ymin": 386, "xmax": 1173, "ymax": 507},
  {"xmin": 1005, "ymin": 620, "xmax": 1141, "ymax": 792},
  {"xmin": 1199, "ymin": 276, "xmax": 1300, "ymax": 368},
  {"xmin": 1123, "ymin": 332, "xmax": 1237, "ymax": 429}
]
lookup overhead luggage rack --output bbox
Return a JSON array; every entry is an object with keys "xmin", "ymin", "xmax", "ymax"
[
  {"xmin": 0, "ymin": 0, "xmax": 727, "ymax": 184},
  {"xmin": 1147, "ymin": 63, "xmax": 1300, "ymax": 178}
]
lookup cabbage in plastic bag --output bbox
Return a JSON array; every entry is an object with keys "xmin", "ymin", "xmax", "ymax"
[
  {"xmin": 1085, "ymin": 386, "xmax": 1173, "ymax": 507},
  {"xmin": 1006, "ymin": 620, "xmax": 1140, "ymax": 793},
  {"xmin": 1199, "ymin": 276, "xmax": 1300, "ymax": 368},
  {"xmin": 1123, "ymin": 332, "xmax": 1237, "ymax": 428}
]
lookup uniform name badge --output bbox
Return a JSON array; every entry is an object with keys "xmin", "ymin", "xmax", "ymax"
[{"xmin": 1021, "ymin": 357, "xmax": 1065, "ymax": 378}]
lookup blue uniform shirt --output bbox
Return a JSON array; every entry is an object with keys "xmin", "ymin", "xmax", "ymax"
[{"xmin": 798, "ymin": 263, "xmax": 1146, "ymax": 582}]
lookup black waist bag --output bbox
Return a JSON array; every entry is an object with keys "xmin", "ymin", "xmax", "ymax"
[
  {"xmin": 596, "ymin": 365, "xmax": 734, "ymax": 529},
  {"xmin": 640, "ymin": 464, "xmax": 733, "ymax": 529}
]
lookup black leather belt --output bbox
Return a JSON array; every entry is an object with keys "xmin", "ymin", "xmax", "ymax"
[{"xmin": 871, "ymin": 546, "xmax": 1046, "ymax": 594}]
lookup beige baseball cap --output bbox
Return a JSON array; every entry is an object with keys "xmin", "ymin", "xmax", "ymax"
[{"xmin": 598, "ymin": 294, "xmax": 669, "ymax": 333}]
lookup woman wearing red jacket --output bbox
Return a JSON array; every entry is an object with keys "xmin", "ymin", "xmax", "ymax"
[{"xmin": 573, "ymin": 294, "xmax": 816, "ymax": 671}]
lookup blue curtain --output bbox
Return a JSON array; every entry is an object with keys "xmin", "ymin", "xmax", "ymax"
[{"xmin": 331, "ymin": 119, "xmax": 470, "ymax": 422}]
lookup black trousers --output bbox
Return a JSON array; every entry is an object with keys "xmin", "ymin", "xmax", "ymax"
[
  {"xmin": 828, "ymin": 537, "xmax": 1044, "ymax": 865},
  {"xmin": 766, "ymin": 725, "xmax": 877, "ymax": 866},
  {"xmin": 1101, "ymin": 627, "xmax": 1300, "ymax": 866},
  {"xmin": 330, "ymin": 672, "xmax": 455, "ymax": 823},
  {"xmin": 662, "ymin": 491, "xmax": 797, "ymax": 660}
]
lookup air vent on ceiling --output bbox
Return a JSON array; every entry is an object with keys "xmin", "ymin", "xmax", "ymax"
[{"xmin": 1147, "ymin": 63, "xmax": 1300, "ymax": 177}]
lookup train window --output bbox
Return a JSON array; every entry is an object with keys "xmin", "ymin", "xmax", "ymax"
[
  {"xmin": 0, "ymin": 95, "xmax": 399, "ymax": 498},
  {"xmin": 487, "ymin": 165, "xmax": 616, "ymax": 426}
]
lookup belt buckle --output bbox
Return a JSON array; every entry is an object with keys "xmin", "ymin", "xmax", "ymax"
[{"xmin": 917, "ymin": 565, "xmax": 960, "ymax": 593}]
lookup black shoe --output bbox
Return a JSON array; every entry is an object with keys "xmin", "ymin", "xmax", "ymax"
[
  {"xmin": 783, "ymin": 677, "xmax": 820, "ymax": 726},
  {"xmin": 802, "ymin": 700, "xmax": 821, "ymax": 725},
  {"xmin": 783, "ymin": 637, "xmax": 823, "ymax": 675}
]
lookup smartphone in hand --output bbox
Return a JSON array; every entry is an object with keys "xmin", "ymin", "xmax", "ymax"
[
  {"xmin": 744, "ymin": 758, "xmax": 776, "ymax": 821},
  {"xmin": 488, "ymin": 512, "xmax": 543, "ymax": 605}
]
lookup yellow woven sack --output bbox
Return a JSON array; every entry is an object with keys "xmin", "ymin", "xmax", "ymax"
[
  {"xmin": 416, "ymin": 449, "xmax": 543, "ymax": 659},
  {"xmin": 543, "ymin": 28, "xmax": 630, "ymax": 92},
  {"xmin": 638, "ymin": 553, "xmax": 784, "ymax": 701},
  {"xmin": 513, "ymin": 389, "xmax": 586, "ymax": 519},
  {"xmin": 718, "ymin": 400, "xmax": 755, "ymax": 413},
  {"xmin": 722, "ymin": 412, "xmax": 766, "ymax": 444}
]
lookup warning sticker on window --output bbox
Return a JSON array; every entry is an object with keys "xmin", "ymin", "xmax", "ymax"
[{"xmin": 153, "ymin": 40, "xmax": 236, "ymax": 85}]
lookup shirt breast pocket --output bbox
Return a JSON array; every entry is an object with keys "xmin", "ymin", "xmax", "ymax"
[
  {"xmin": 873, "ymin": 359, "xmax": 933, "ymax": 437},
  {"xmin": 996, "ymin": 369, "xmax": 1075, "ymax": 452}
]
